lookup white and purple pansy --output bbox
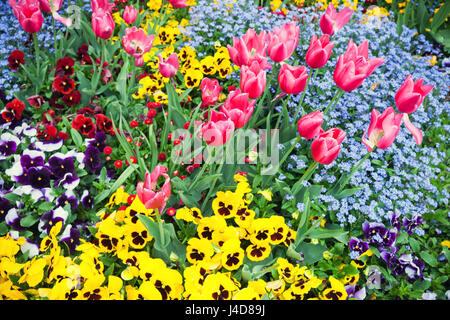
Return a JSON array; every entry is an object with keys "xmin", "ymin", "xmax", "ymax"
[{"xmin": 38, "ymin": 206, "xmax": 69, "ymax": 235}]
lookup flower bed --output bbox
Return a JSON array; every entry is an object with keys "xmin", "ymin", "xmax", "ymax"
[{"xmin": 0, "ymin": 0, "xmax": 448, "ymax": 301}]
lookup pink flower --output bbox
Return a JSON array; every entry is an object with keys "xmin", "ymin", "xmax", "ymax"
[
  {"xmin": 167, "ymin": 0, "xmax": 188, "ymax": 8},
  {"xmin": 201, "ymin": 110, "xmax": 235, "ymax": 146},
  {"xmin": 240, "ymin": 61, "xmax": 266, "ymax": 99},
  {"xmin": 91, "ymin": 0, "xmax": 114, "ymax": 12},
  {"xmin": 305, "ymin": 34, "xmax": 334, "ymax": 69},
  {"xmin": 200, "ymin": 78, "xmax": 222, "ymax": 107},
  {"xmin": 311, "ymin": 128, "xmax": 346, "ymax": 165},
  {"xmin": 9, "ymin": 0, "xmax": 44, "ymax": 34},
  {"xmin": 220, "ymin": 88, "xmax": 255, "ymax": 129},
  {"xmin": 361, "ymin": 108, "xmax": 403, "ymax": 152},
  {"xmin": 319, "ymin": 3, "xmax": 353, "ymax": 36},
  {"xmin": 122, "ymin": 27, "xmax": 155, "ymax": 66},
  {"xmin": 333, "ymin": 40, "xmax": 385, "ymax": 92},
  {"xmin": 158, "ymin": 53, "xmax": 179, "ymax": 78},
  {"xmin": 123, "ymin": 5, "xmax": 138, "ymax": 25},
  {"xmin": 267, "ymin": 22, "xmax": 300, "ymax": 63},
  {"xmin": 297, "ymin": 110, "xmax": 324, "ymax": 140},
  {"xmin": 394, "ymin": 75, "xmax": 434, "ymax": 114},
  {"xmin": 227, "ymin": 29, "xmax": 270, "ymax": 69},
  {"xmin": 38, "ymin": 0, "xmax": 62, "ymax": 12},
  {"xmin": 136, "ymin": 164, "xmax": 171, "ymax": 213},
  {"xmin": 91, "ymin": 8, "xmax": 115, "ymax": 39},
  {"xmin": 278, "ymin": 63, "xmax": 308, "ymax": 95}
]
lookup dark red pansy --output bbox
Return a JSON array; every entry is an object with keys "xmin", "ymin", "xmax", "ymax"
[
  {"xmin": 62, "ymin": 90, "xmax": 81, "ymax": 106},
  {"xmin": 27, "ymin": 95, "xmax": 45, "ymax": 108},
  {"xmin": 77, "ymin": 44, "xmax": 92, "ymax": 65},
  {"xmin": 72, "ymin": 114, "xmax": 96, "ymax": 137},
  {"xmin": 1, "ymin": 99, "xmax": 25, "ymax": 122},
  {"xmin": 56, "ymin": 57, "xmax": 75, "ymax": 76},
  {"xmin": 8, "ymin": 50, "xmax": 25, "ymax": 71},
  {"xmin": 95, "ymin": 114, "xmax": 114, "ymax": 135},
  {"xmin": 37, "ymin": 124, "xmax": 58, "ymax": 141},
  {"xmin": 53, "ymin": 75, "xmax": 75, "ymax": 94}
]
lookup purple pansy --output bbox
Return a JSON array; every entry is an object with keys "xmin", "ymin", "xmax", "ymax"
[
  {"xmin": 83, "ymin": 145, "xmax": 103, "ymax": 174},
  {"xmin": 349, "ymin": 237, "xmax": 369, "ymax": 258},
  {"xmin": 48, "ymin": 154, "xmax": 75, "ymax": 179},
  {"xmin": 38, "ymin": 206, "xmax": 68, "ymax": 234},
  {"xmin": 56, "ymin": 193, "xmax": 79, "ymax": 211},
  {"xmin": 28, "ymin": 166, "xmax": 52, "ymax": 189},
  {"xmin": 60, "ymin": 224, "xmax": 81, "ymax": 254},
  {"xmin": 403, "ymin": 215, "xmax": 423, "ymax": 236}
]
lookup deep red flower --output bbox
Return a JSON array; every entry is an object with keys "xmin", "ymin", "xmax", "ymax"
[
  {"xmin": 77, "ymin": 44, "xmax": 92, "ymax": 65},
  {"xmin": 62, "ymin": 90, "xmax": 81, "ymax": 106},
  {"xmin": 58, "ymin": 131, "xmax": 69, "ymax": 140},
  {"xmin": 37, "ymin": 124, "xmax": 58, "ymax": 141},
  {"xmin": 144, "ymin": 118, "xmax": 152, "ymax": 125},
  {"xmin": 56, "ymin": 57, "xmax": 75, "ymax": 76},
  {"xmin": 114, "ymin": 160, "xmax": 123, "ymax": 168},
  {"xmin": 103, "ymin": 146, "xmax": 113, "ymax": 155},
  {"xmin": 95, "ymin": 113, "xmax": 114, "ymax": 135},
  {"xmin": 72, "ymin": 114, "xmax": 96, "ymax": 137},
  {"xmin": 158, "ymin": 153, "xmax": 166, "ymax": 161},
  {"xmin": 1, "ymin": 99, "xmax": 25, "ymax": 122},
  {"xmin": 130, "ymin": 120, "xmax": 139, "ymax": 128},
  {"xmin": 27, "ymin": 95, "xmax": 45, "ymax": 108},
  {"xmin": 8, "ymin": 50, "xmax": 25, "ymax": 71},
  {"xmin": 42, "ymin": 109, "xmax": 55, "ymax": 124},
  {"xmin": 52, "ymin": 75, "xmax": 75, "ymax": 94},
  {"xmin": 146, "ymin": 101, "xmax": 161, "ymax": 109},
  {"xmin": 147, "ymin": 109, "xmax": 157, "ymax": 118}
]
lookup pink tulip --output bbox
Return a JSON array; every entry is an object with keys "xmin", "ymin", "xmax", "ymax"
[
  {"xmin": 394, "ymin": 75, "xmax": 434, "ymax": 114},
  {"xmin": 9, "ymin": 0, "xmax": 44, "ymax": 34},
  {"xmin": 297, "ymin": 110, "xmax": 324, "ymax": 140},
  {"xmin": 158, "ymin": 53, "xmax": 179, "ymax": 78},
  {"xmin": 319, "ymin": 3, "xmax": 353, "ymax": 36},
  {"xmin": 220, "ymin": 88, "xmax": 255, "ymax": 129},
  {"xmin": 305, "ymin": 34, "xmax": 334, "ymax": 69},
  {"xmin": 123, "ymin": 5, "xmax": 138, "ymax": 25},
  {"xmin": 240, "ymin": 61, "xmax": 266, "ymax": 99},
  {"xmin": 200, "ymin": 78, "xmax": 222, "ymax": 107},
  {"xmin": 91, "ymin": 8, "xmax": 115, "ymax": 39},
  {"xmin": 278, "ymin": 63, "xmax": 308, "ymax": 95},
  {"xmin": 333, "ymin": 40, "xmax": 385, "ymax": 92},
  {"xmin": 201, "ymin": 110, "xmax": 235, "ymax": 146},
  {"xmin": 122, "ymin": 27, "xmax": 155, "ymax": 66},
  {"xmin": 167, "ymin": 0, "xmax": 188, "ymax": 8},
  {"xmin": 227, "ymin": 29, "xmax": 270, "ymax": 69},
  {"xmin": 136, "ymin": 165, "xmax": 171, "ymax": 213},
  {"xmin": 311, "ymin": 128, "xmax": 346, "ymax": 165},
  {"xmin": 91, "ymin": 0, "xmax": 114, "ymax": 12},
  {"xmin": 267, "ymin": 22, "xmax": 300, "ymax": 63},
  {"xmin": 38, "ymin": 0, "xmax": 62, "ymax": 12},
  {"xmin": 361, "ymin": 108, "xmax": 403, "ymax": 152}
]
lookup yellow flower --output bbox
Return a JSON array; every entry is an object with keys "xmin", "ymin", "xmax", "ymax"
[
  {"xmin": 148, "ymin": 268, "xmax": 184, "ymax": 300},
  {"xmin": 18, "ymin": 257, "xmax": 47, "ymax": 287},
  {"xmin": 0, "ymin": 234, "xmax": 24, "ymax": 258},
  {"xmin": 221, "ymin": 238, "xmax": 244, "ymax": 271},
  {"xmin": 246, "ymin": 242, "xmax": 271, "ymax": 262},
  {"xmin": 186, "ymin": 237, "xmax": 215, "ymax": 264},
  {"xmin": 106, "ymin": 187, "xmax": 129, "ymax": 208},
  {"xmin": 200, "ymin": 56, "xmax": 217, "ymax": 75},
  {"xmin": 178, "ymin": 45, "xmax": 196, "ymax": 62},
  {"xmin": 429, "ymin": 55, "xmax": 437, "ymax": 66},
  {"xmin": 441, "ymin": 240, "xmax": 450, "ymax": 249},
  {"xmin": 147, "ymin": 0, "xmax": 162, "ymax": 11},
  {"xmin": 234, "ymin": 206, "xmax": 255, "ymax": 228},
  {"xmin": 123, "ymin": 220, "xmax": 153, "ymax": 249},
  {"xmin": 184, "ymin": 68, "xmax": 204, "ymax": 88},
  {"xmin": 197, "ymin": 216, "xmax": 227, "ymax": 241},
  {"xmin": 321, "ymin": 276, "xmax": 348, "ymax": 300},
  {"xmin": 202, "ymin": 272, "xmax": 239, "ymax": 300},
  {"xmin": 257, "ymin": 189, "xmax": 272, "ymax": 201},
  {"xmin": 138, "ymin": 281, "xmax": 163, "ymax": 299},
  {"xmin": 212, "ymin": 191, "xmax": 242, "ymax": 219},
  {"xmin": 176, "ymin": 206, "xmax": 203, "ymax": 224},
  {"xmin": 233, "ymin": 287, "xmax": 261, "ymax": 300}
]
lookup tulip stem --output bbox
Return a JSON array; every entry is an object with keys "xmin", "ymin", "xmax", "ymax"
[
  {"xmin": 323, "ymin": 88, "xmax": 344, "ymax": 116},
  {"xmin": 52, "ymin": 16, "xmax": 58, "ymax": 63},
  {"xmin": 32, "ymin": 33, "xmax": 40, "ymax": 94}
]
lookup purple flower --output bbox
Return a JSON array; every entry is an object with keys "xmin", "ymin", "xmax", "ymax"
[
  {"xmin": 60, "ymin": 224, "xmax": 80, "ymax": 254},
  {"xmin": 56, "ymin": 193, "xmax": 79, "ymax": 211},
  {"xmin": 48, "ymin": 154, "xmax": 75, "ymax": 179},
  {"xmin": 403, "ymin": 215, "xmax": 423, "ymax": 235},
  {"xmin": 38, "ymin": 207, "xmax": 68, "ymax": 234},
  {"xmin": 81, "ymin": 190, "xmax": 94, "ymax": 209},
  {"xmin": 380, "ymin": 249, "xmax": 404, "ymax": 276},
  {"xmin": 20, "ymin": 154, "xmax": 45, "ymax": 169},
  {"xmin": 5, "ymin": 208, "xmax": 26, "ymax": 232},
  {"xmin": 345, "ymin": 285, "xmax": 366, "ymax": 300},
  {"xmin": 390, "ymin": 210, "xmax": 402, "ymax": 231},
  {"xmin": 83, "ymin": 145, "xmax": 103, "ymax": 174},
  {"xmin": 349, "ymin": 237, "xmax": 369, "ymax": 257},
  {"xmin": 399, "ymin": 254, "xmax": 425, "ymax": 281},
  {"xmin": 57, "ymin": 172, "xmax": 80, "ymax": 191},
  {"xmin": 0, "ymin": 197, "xmax": 13, "ymax": 222},
  {"xmin": 0, "ymin": 140, "xmax": 17, "ymax": 156},
  {"xmin": 88, "ymin": 131, "xmax": 107, "ymax": 151},
  {"xmin": 28, "ymin": 166, "xmax": 52, "ymax": 189},
  {"xmin": 362, "ymin": 221, "xmax": 397, "ymax": 248}
]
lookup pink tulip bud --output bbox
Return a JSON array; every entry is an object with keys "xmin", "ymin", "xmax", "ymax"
[
  {"xmin": 220, "ymin": 88, "xmax": 255, "ymax": 129},
  {"xmin": 333, "ymin": 40, "xmax": 385, "ymax": 92},
  {"xmin": 240, "ymin": 61, "xmax": 266, "ymax": 99},
  {"xmin": 91, "ymin": 8, "xmax": 115, "ymax": 39},
  {"xmin": 200, "ymin": 78, "xmax": 222, "ymax": 107},
  {"xmin": 158, "ymin": 53, "xmax": 179, "ymax": 78},
  {"xmin": 123, "ymin": 5, "xmax": 138, "ymax": 25},
  {"xmin": 319, "ymin": 3, "xmax": 353, "ymax": 36},
  {"xmin": 361, "ymin": 108, "xmax": 403, "ymax": 152},
  {"xmin": 201, "ymin": 110, "xmax": 235, "ymax": 146},
  {"xmin": 267, "ymin": 22, "xmax": 300, "ymax": 63},
  {"xmin": 311, "ymin": 128, "xmax": 346, "ymax": 165},
  {"xmin": 297, "ymin": 110, "xmax": 324, "ymax": 140},
  {"xmin": 167, "ymin": 0, "xmax": 188, "ymax": 8},
  {"xmin": 394, "ymin": 75, "xmax": 434, "ymax": 114},
  {"xmin": 305, "ymin": 34, "xmax": 334, "ymax": 69},
  {"xmin": 278, "ymin": 63, "xmax": 308, "ymax": 95},
  {"xmin": 227, "ymin": 29, "xmax": 270, "ymax": 69},
  {"xmin": 9, "ymin": 0, "xmax": 44, "ymax": 34},
  {"xmin": 136, "ymin": 165, "xmax": 171, "ymax": 213}
]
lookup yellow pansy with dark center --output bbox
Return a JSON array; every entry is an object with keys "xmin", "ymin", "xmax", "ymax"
[
  {"xmin": 212, "ymin": 285, "xmax": 230, "ymax": 300},
  {"xmin": 83, "ymin": 288, "xmax": 103, "ymax": 300},
  {"xmin": 154, "ymin": 280, "xmax": 171, "ymax": 300},
  {"xmin": 324, "ymin": 289, "xmax": 344, "ymax": 300}
]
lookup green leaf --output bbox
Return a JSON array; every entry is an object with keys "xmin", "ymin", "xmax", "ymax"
[
  {"xmin": 409, "ymin": 237, "xmax": 421, "ymax": 253},
  {"xmin": 70, "ymin": 128, "xmax": 83, "ymax": 148},
  {"xmin": 416, "ymin": 0, "xmax": 429, "ymax": 33},
  {"xmin": 297, "ymin": 243, "xmax": 327, "ymax": 265},
  {"xmin": 38, "ymin": 202, "xmax": 55, "ymax": 212},
  {"xmin": 95, "ymin": 164, "xmax": 137, "ymax": 203},
  {"xmin": 431, "ymin": 1, "xmax": 450, "ymax": 32},
  {"xmin": 20, "ymin": 215, "xmax": 39, "ymax": 228},
  {"xmin": 306, "ymin": 228, "xmax": 348, "ymax": 241},
  {"xmin": 419, "ymin": 251, "xmax": 438, "ymax": 267}
]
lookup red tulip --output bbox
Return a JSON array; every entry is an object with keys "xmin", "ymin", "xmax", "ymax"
[
  {"xmin": 361, "ymin": 107, "xmax": 403, "ymax": 152},
  {"xmin": 311, "ymin": 128, "xmax": 346, "ymax": 165},
  {"xmin": 333, "ymin": 40, "xmax": 385, "ymax": 92},
  {"xmin": 136, "ymin": 164, "xmax": 171, "ymax": 213},
  {"xmin": 267, "ymin": 22, "xmax": 300, "ymax": 63},
  {"xmin": 227, "ymin": 28, "xmax": 269, "ymax": 69},
  {"xmin": 122, "ymin": 27, "xmax": 155, "ymax": 66},
  {"xmin": 297, "ymin": 110, "xmax": 324, "ymax": 140},
  {"xmin": 220, "ymin": 88, "xmax": 255, "ymax": 129},
  {"xmin": 240, "ymin": 61, "xmax": 266, "ymax": 99},
  {"xmin": 158, "ymin": 53, "xmax": 179, "ymax": 78},
  {"xmin": 200, "ymin": 78, "xmax": 222, "ymax": 107},
  {"xmin": 9, "ymin": 0, "xmax": 44, "ymax": 34},
  {"xmin": 91, "ymin": 8, "xmax": 115, "ymax": 39},
  {"xmin": 394, "ymin": 75, "xmax": 434, "ymax": 114},
  {"xmin": 201, "ymin": 110, "xmax": 235, "ymax": 146},
  {"xmin": 305, "ymin": 34, "xmax": 334, "ymax": 69},
  {"xmin": 319, "ymin": 3, "xmax": 353, "ymax": 36},
  {"xmin": 278, "ymin": 63, "xmax": 308, "ymax": 95},
  {"xmin": 123, "ymin": 5, "xmax": 138, "ymax": 25}
]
